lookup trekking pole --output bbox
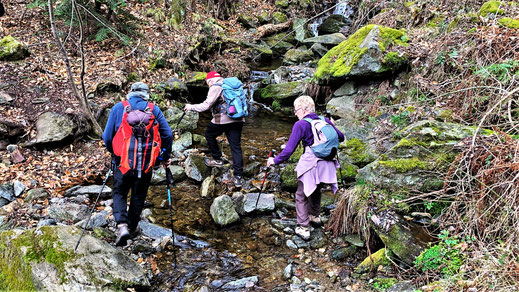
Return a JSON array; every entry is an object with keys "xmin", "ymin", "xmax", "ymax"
[
  {"xmin": 173, "ymin": 111, "xmax": 186, "ymax": 132},
  {"xmin": 165, "ymin": 165, "xmax": 177, "ymax": 267},
  {"xmin": 75, "ymin": 166, "xmax": 112, "ymax": 251},
  {"xmin": 249, "ymin": 149, "xmax": 275, "ymax": 229}
]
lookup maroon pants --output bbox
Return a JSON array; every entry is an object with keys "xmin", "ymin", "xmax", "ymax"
[{"xmin": 295, "ymin": 181, "xmax": 322, "ymax": 227}]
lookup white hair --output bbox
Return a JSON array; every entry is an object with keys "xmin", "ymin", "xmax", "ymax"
[{"xmin": 294, "ymin": 95, "xmax": 315, "ymax": 112}]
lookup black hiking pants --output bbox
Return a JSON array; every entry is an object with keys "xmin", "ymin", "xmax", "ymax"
[
  {"xmin": 112, "ymin": 167, "xmax": 152, "ymax": 232},
  {"xmin": 205, "ymin": 121, "xmax": 244, "ymax": 177}
]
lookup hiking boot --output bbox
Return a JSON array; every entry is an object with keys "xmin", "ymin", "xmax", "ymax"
[
  {"xmin": 204, "ymin": 158, "xmax": 224, "ymax": 167},
  {"xmin": 309, "ymin": 215, "xmax": 323, "ymax": 227},
  {"xmin": 129, "ymin": 225, "xmax": 142, "ymax": 239},
  {"xmin": 295, "ymin": 226, "xmax": 311, "ymax": 241},
  {"xmin": 233, "ymin": 176, "xmax": 243, "ymax": 188},
  {"xmin": 115, "ymin": 223, "xmax": 130, "ymax": 246}
]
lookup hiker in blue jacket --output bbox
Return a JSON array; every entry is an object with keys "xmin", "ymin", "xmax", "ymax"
[{"xmin": 103, "ymin": 82, "xmax": 173, "ymax": 246}]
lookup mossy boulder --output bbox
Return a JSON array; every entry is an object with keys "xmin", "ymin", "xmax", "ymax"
[
  {"xmin": 326, "ymin": 95, "xmax": 358, "ymax": 121},
  {"xmin": 275, "ymin": 0, "xmax": 289, "ymax": 8},
  {"xmin": 282, "ymin": 48, "xmax": 314, "ymax": 65},
  {"xmin": 163, "ymin": 77, "xmax": 189, "ymax": 100},
  {"xmin": 0, "ymin": 226, "xmax": 149, "ymax": 290},
  {"xmin": 498, "ymin": 17, "xmax": 519, "ymax": 28},
  {"xmin": 148, "ymin": 51, "xmax": 167, "ymax": 70},
  {"xmin": 265, "ymin": 33, "xmax": 295, "ymax": 56},
  {"xmin": 185, "ymin": 71, "xmax": 207, "ymax": 87},
  {"xmin": 0, "ymin": 35, "xmax": 30, "ymax": 61},
  {"xmin": 258, "ymin": 81, "xmax": 305, "ymax": 106},
  {"xmin": 238, "ymin": 14, "xmax": 257, "ymax": 29},
  {"xmin": 314, "ymin": 25, "xmax": 408, "ymax": 84},
  {"xmin": 358, "ymin": 120, "xmax": 494, "ymax": 193},
  {"xmin": 164, "ymin": 106, "xmax": 199, "ymax": 131},
  {"xmin": 479, "ymin": 1, "xmax": 506, "ymax": 17},
  {"xmin": 355, "ymin": 248, "xmax": 392, "ymax": 274},
  {"xmin": 280, "ymin": 163, "xmax": 298, "ymax": 190},
  {"xmin": 371, "ymin": 212, "xmax": 423, "ymax": 265},
  {"xmin": 240, "ymin": 41, "xmax": 273, "ymax": 60},
  {"xmin": 32, "ymin": 112, "xmax": 76, "ymax": 145}
]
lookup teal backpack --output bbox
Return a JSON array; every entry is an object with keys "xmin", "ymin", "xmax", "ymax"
[
  {"xmin": 303, "ymin": 116, "xmax": 339, "ymax": 160},
  {"xmin": 215, "ymin": 77, "xmax": 248, "ymax": 119}
]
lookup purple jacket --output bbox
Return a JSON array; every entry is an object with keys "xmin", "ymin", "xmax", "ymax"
[{"xmin": 274, "ymin": 113, "xmax": 345, "ymax": 164}]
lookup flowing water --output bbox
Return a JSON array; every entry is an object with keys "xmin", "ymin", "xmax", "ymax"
[{"xmin": 148, "ymin": 112, "xmax": 306, "ymax": 290}]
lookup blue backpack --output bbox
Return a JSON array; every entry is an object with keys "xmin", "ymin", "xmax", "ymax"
[
  {"xmin": 215, "ymin": 77, "xmax": 248, "ymax": 119},
  {"xmin": 303, "ymin": 116, "xmax": 339, "ymax": 160}
]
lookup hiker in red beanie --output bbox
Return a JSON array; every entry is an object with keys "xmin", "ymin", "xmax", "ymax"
[{"xmin": 184, "ymin": 71, "xmax": 245, "ymax": 188}]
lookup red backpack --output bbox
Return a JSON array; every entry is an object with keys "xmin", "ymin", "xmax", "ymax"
[{"xmin": 112, "ymin": 100, "xmax": 161, "ymax": 177}]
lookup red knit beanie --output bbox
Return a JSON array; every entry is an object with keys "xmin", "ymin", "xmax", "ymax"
[{"xmin": 206, "ymin": 71, "xmax": 221, "ymax": 80}]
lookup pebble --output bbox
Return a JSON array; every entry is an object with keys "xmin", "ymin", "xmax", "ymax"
[
  {"xmin": 291, "ymin": 276, "xmax": 301, "ymax": 285},
  {"xmin": 286, "ymin": 239, "xmax": 297, "ymax": 249},
  {"xmin": 284, "ymin": 263, "xmax": 293, "ymax": 279}
]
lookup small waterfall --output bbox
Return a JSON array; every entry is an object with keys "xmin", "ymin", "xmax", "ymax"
[{"xmin": 250, "ymin": 70, "xmax": 270, "ymax": 82}]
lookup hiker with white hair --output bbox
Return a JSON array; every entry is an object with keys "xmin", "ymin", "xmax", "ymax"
[{"xmin": 267, "ymin": 95, "xmax": 344, "ymax": 240}]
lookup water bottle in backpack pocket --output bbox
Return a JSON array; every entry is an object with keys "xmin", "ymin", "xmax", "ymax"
[
  {"xmin": 112, "ymin": 100, "xmax": 162, "ymax": 177},
  {"xmin": 303, "ymin": 116, "xmax": 339, "ymax": 161},
  {"xmin": 215, "ymin": 77, "xmax": 248, "ymax": 119}
]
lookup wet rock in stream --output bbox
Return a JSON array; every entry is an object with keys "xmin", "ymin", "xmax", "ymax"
[{"xmin": 233, "ymin": 192, "xmax": 275, "ymax": 215}]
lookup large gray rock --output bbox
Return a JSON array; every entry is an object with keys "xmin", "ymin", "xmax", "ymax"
[
  {"xmin": 0, "ymin": 35, "xmax": 30, "ymax": 61},
  {"xmin": 210, "ymin": 195, "xmax": 240, "ymax": 226},
  {"xmin": 282, "ymin": 48, "xmax": 314, "ymax": 65},
  {"xmin": 293, "ymin": 18, "xmax": 309, "ymax": 42},
  {"xmin": 138, "ymin": 220, "xmax": 172, "ymax": 240},
  {"xmin": 75, "ymin": 211, "xmax": 109, "ymax": 229},
  {"xmin": 259, "ymin": 81, "xmax": 305, "ymax": 106},
  {"xmin": 164, "ymin": 107, "xmax": 199, "ymax": 131},
  {"xmin": 13, "ymin": 180, "xmax": 26, "ymax": 197},
  {"xmin": 0, "ymin": 225, "xmax": 149, "ymax": 290},
  {"xmin": 233, "ymin": 192, "xmax": 275, "ymax": 215},
  {"xmin": 33, "ymin": 112, "xmax": 75, "ymax": 145},
  {"xmin": 0, "ymin": 91, "xmax": 13, "ymax": 105},
  {"xmin": 48, "ymin": 203, "xmax": 89, "ymax": 223},
  {"xmin": 184, "ymin": 155, "xmax": 211, "ymax": 182},
  {"xmin": 357, "ymin": 120, "xmax": 493, "ymax": 192},
  {"xmin": 171, "ymin": 132, "xmax": 193, "ymax": 155},
  {"xmin": 0, "ymin": 183, "xmax": 15, "ymax": 202},
  {"xmin": 334, "ymin": 81, "xmax": 357, "ymax": 96},
  {"xmin": 302, "ymin": 33, "xmax": 347, "ymax": 45},
  {"xmin": 326, "ymin": 95, "xmax": 358, "ymax": 121},
  {"xmin": 151, "ymin": 165, "xmax": 186, "ymax": 184},
  {"xmin": 64, "ymin": 185, "xmax": 112, "ymax": 199}
]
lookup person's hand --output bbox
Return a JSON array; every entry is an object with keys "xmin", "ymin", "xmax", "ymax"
[
  {"xmin": 267, "ymin": 157, "xmax": 275, "ymax": 167},
  {"xmin": 184, "ymin": 104, "xmax": 193, "ymax": 111},
  {"xmin": 163, "ymin": 159, "xmax": 171, "ymax": 167}
]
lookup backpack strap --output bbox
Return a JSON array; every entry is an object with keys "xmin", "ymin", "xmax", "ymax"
[{"xmin": 122, "ymin": 100, "xmax": 131, "ymax": 112}]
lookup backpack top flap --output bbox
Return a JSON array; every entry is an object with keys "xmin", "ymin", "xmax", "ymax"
[{"xmin": 303, "ymin": 116, "xmax": 339, "ymax": 159}]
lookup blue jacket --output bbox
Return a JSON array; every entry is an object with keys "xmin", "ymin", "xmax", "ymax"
[{"xmin": 102, "ymin": 96, "xmax": 173, "ymax": 160}]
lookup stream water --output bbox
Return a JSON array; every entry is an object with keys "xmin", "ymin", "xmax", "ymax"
[{"xmin": 147, "ymin": 111, "xmax": 310, "ymax": 290}]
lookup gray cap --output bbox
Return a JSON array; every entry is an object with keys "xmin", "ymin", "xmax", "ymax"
[{"xmin": 127, "ymin": 82, "xmax": 150, "ymax": 100}]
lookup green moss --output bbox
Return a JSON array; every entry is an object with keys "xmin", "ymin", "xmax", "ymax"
[
  {"xmin": 186, "ymin": 71, "xmax": 207, "ymax": 84},
  {"xmin": 498, "ymin": 17, "xmax": 519, "ymax": 28},
  {"xmin": 343, "ymin": 138, "xmax": 374, "ymax": 165},
  {"xmin": 259, "ymin": 81, "xmax": 302, "ymax": 104},
  {"xmin": 378, "ymin": 157, "xmax": 429, "ymax": 173},
  {"xmin": 0, "ymin": 233, "xmax": 35, "ymax": 291},
  {"xmin": 479, "ymin": 1, "xmax": 506, "ymax": 17},
  {"xmin": 272, "ymin": 11, "xmax": 288, "ymax": 24},
  {"xmin": 355, "ymin": 248, "xmax": 392, "ymax": 274},
  {"xmin": 126, "ymin": 72, "xmax": 140, "ymax": 83},
  {"xmin": 275, "ymin": 0, "xmax": 289, "ymax": 8},
  {"xmin": 280, "ymin": 163, "xmax": 298, "ymax": 189},
  {"xmin": 271, "ymin": 100, "xmax": 281, "ymax": 111},
  {"xmin": 314, "ymin": 25, "xmax": 408, "ymax": 81},
  {"xmin": 288, "ymin": 144, "xmax": 304, "ymax": 163},
  {"xmin": 381, "ymin": 51, "xmax": 408, "ymax": 72},
  {"xmin": 371, "ymin": 277, "xmax": 398, "ymax": 291},
  {"xmin": 395, "ymin": 138, "xmax": 428, "ymax": 148},
  {"xmin": 0, "ymin": 35, "xmax": 30, "ymax": 61},
  {"xmin": 426, "ymin": 16, "xmax": 444, "ymax": 28}
]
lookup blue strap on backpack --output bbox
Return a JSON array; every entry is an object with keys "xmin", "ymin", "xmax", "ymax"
[
  {"xmin": 214, "ymin": 77, "xmax": 248, "ymax": 119},
  {"xmin": 303, "ymin": 116, "xmax": 339, "ymax": 160}
]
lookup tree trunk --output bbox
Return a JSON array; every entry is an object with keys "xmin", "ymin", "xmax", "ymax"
[{"xmin": 48, "ymin": 0, "xmax": 103, "ymax": 137}]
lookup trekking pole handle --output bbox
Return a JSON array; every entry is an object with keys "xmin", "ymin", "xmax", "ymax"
[{"xmin": 165, "ymin": 165, "xmax": 175, "ymax": 185}]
